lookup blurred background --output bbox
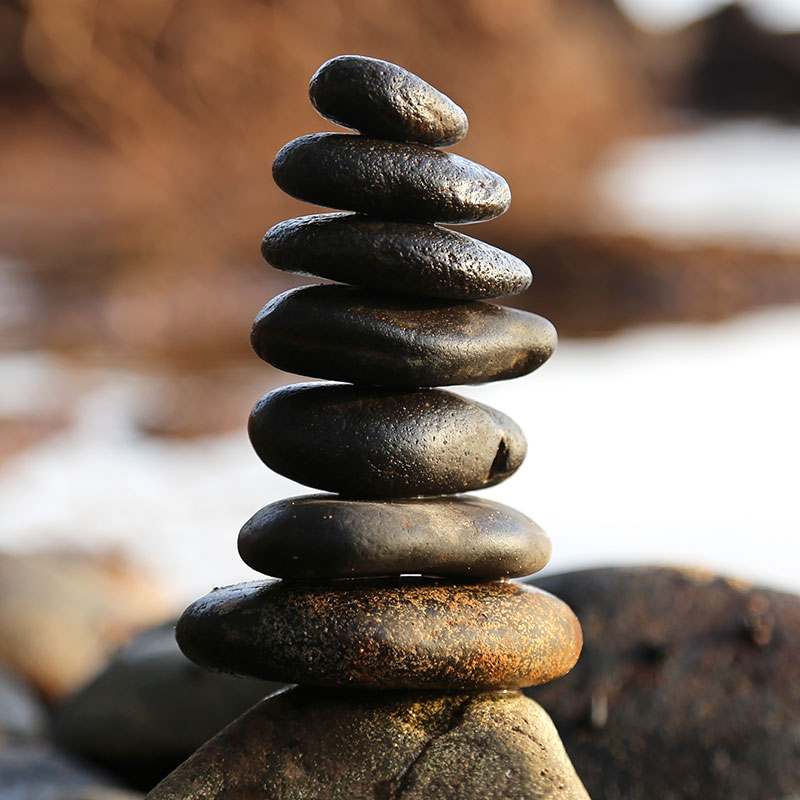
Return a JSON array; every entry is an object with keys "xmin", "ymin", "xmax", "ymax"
[{"xmin": 1, "ymin": 0, "xmax": 800, "ymax": 702}]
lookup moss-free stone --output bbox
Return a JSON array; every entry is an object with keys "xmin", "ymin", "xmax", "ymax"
[
  {"xmin": 238, "ymin": 494, "xmax": 551, "ymax": 580},
  {"xmin": 251, "ymin": 285, "xmax": 555, "ymax": 387},
  {"xmin": 261, "ymin": 213, "xmax": 531, "ymax": 299},
  {"xmin": 176, "ymin": 578, "xmax": 582, "ymax": 690},
  {"xmin": 272, "ymin": 133, "xmax": 510, "ymax": 223},
  {"xmin": 248, "ymin": 383, "xmax": 526, "ymax": 497},
  {"xmin": 309, "ymin": 55, "xmax": 468, "ymax": 147}
]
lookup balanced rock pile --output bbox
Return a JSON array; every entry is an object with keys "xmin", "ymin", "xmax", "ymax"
[{"xmin": 148, "ymin": 56, "xmax": 589, "ymax": 799}]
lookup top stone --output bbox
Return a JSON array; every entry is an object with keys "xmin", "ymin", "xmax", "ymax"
[{"xmin": 309, "ymin": 55, "xmax": 468, "ymax": 148}]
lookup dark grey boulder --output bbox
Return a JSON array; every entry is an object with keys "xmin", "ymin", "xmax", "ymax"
[
  {"xmin": 309, "ymin": 54, "xmax": 468, "ymax": 147},
  {"xmin": 526, "ymin": 567, "xmax": 800, "ymax": 800},
  {"xmin": 145, "ymin": 688, "xmax": 589, "ymax": 799},
  {"xmin": 238, "ymin": 493, "xmax": 551, "ymax": 580},
  {"xmin": 272, "ymin": 133, "xmax": 510, "ymax": 223},
  {"xmin": 248, "ymin": 383, "xmax": 526, "ymax": 497},
  {"xmin": 261, "ymin": 213, "xmax": 531, "ymax": 299},
  {"xmin": 176, "ymin": 578, "xmax": 582, "ymax": 691},
  {"xmin": 251, "ymin": 285, "xmax": 555, "ymax": 387}
]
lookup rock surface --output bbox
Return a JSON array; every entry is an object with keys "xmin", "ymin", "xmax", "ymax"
[
  {"xmin": 261, "ymin": 213, "xmax": 531, "ymax": 299},
  {"xmin": 272, "ymin": 133, "xmax": 510, "ymax": 223},
  {"xmin": 177, "ymin": 578, "xmax": 581, "ymax": 690},
  {"xmin": 238, "ymin": 493, "xmax": 551, "ymax": 580},
  {"xmin": 309, "ymin": 55, "xmax": 468, "ymax": 147},
  {"xmin": 52, "ymin": 624, "xmax": 283, "ymax": 791},
  {"xmin": 145, "ymin": 687, "xmax": 590, "ymax": 800},
  {"xmin": 248, "ymin": 383, "xmax": 526, "ymax": 497},
  {"xmin": 252, "ymin": 285, "xmax": 556, "ymax": 386},
  {"xmin": 526, "ymin": 567, "xmax": 800, "ymax": 800}
]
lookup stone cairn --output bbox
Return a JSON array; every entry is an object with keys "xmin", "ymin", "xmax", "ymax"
[{"xmin": 148, "ymin": 56, "xmax": 589, "ymax": 799}]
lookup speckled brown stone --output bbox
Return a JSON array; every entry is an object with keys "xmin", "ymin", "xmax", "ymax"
[
  {"xmin": 176, "ymin": 578, "xmax": 582, "ymax": 690},
  {"xmin": 309, "ymin": 55, "xmax": 468, "ymax": 147},
  {"xmin": 261, "ymin": 214, "xmax": 531, "ymax": 299},
  {"xmin": 238, "ymin": 494, "xmax": 551, "ymax": 580},
  {"xmin": 272, "ymin": 133, "xmax": 510, "ymax": 223},
  {"xmin": 251, "ymin": 285, "xmax": 556, "ymax": 387},
  {"xmin": 145, "ymin": 687, "xmax": 590, "ymax": 800},
  {"xmin": 248, "ymin": 383, "xmax": 526, "ymax": 497}
]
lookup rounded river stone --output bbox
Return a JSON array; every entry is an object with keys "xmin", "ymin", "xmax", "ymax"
[
  {"xmin": 309, "ymin": 55, "xmax": 468, "ymax": 147},
  {"xmin": 272, "ymin": 133, "xmax": 510, "ymax": 223},
  {"xmin": 251, "ymin": 285, "xmax": 555, "ymax": 387},
  {"xmin": 248, "ymin": 383, "xmax": 526, "ymax": 497},
  {"xmin": 238, "ymin": 494, "xmax": 551, "ymax": 580},
  {"xmin": 261, "ymin": 213, "xmax": 532, "ymax": 299},
  {"xmin": 145, "ymin": 688, "xmax": 590, "ymax": 800},
  {"xmin": 176, "ymin": 578, "xmax": 582, "ymax": 690}
]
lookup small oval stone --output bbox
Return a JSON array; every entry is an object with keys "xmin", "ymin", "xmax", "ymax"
[
  {"xmin": 252, "ymin": 285, "xmax": 556, "ymax": 387},
  {"xmin": 238, "ymin": 494, "xmax": 551, "ymax": 580},
  {"xmin": 272, "ymin": 134, "xmax": 510, "ymax": 224},
  {"xmin": 261, "ymin": 214, "xmax": 531, "ymax": 299},
  {"xmin": 176, "ymin": 578, "xmax": 583, "ymax": 691},
  {"xmin": 309, "ymin": 55, "xmax": 468, "ymax": 147},
  {"xmin": 248, "ymin": 384, "xmax": 526, "ymax": 498}
]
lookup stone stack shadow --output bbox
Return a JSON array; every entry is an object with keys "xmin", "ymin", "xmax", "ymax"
[{"xmin": 147, "ymin": 56, "xmax": 589, "ymax": 799}]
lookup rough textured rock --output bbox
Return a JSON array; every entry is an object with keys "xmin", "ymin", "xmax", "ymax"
[
  {"xmin": 239, "ymin": 493, "xmax": 551, "ymax": 580},
  {"xmin": 252, "ymin": 285, "xmax": 556, "ymax": 387},
  {"xmin": 309, "ymin": 55, "xmax": 468, "ymax": 147},
  {"xmin": 145, "ymin": 687, "xmax": 590, "ymax": 800},
  {"xmin": 0, "ymin": 667, "xmax": 47, "ymax": 744},
  {"xmin": 272, "ymin": 133, "xmax": 510, "ymax": 223},
  {"xmin": 526, "ymin": 566, "xmax": 800, "ymax": 800},
  {"xmin": 248, "ymin": 383, "xmax": 526, "ymax": 497},
  {"xmin": 261, "ymin": 214, "xmax": 531, "ymax": 299},
  {"xmin": 52, "ymin": 624, "xmax": 283, "ymax": 791},
  {"xmin": 177, "ymin": 578, "xmax": 582, "ymax": 690}
]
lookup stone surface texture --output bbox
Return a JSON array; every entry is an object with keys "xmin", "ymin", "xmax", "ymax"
[
  {"xmin": 252, "ymin": 285, "xmax": 556, "ymax": 386},
  {"xmin": 238, "ymin": 494, "xmax": 551, "ymax": 580},
  {"xmin": 145, "ymin": 687, "xmax": 590, "ymax": 800},
  {"xmin": 176, "ymin": 578, "xmax": 582, "ymax": 690},
  {"xmin": 309, "ymin": 55, "xmax": 468, "ymax": 147},
  {"xmin": 261, "ymin": 214, "xmax": 531, "ymax": 299},
  {"xmin": 272, "ymin": 133, "xmax": 510, "ymax": 223}
]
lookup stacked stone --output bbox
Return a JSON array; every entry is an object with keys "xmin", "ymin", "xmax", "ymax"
[{"xmin": 157, "ymin": 56, "xmax": 589, "ymax": 798}]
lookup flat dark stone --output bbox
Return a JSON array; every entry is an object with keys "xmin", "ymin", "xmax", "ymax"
[
  {"xmin": 309, "ymin": 55, "xmax": 468, "ymax": 147},
  {"xmin": 176, "ymin": 578, "xmax": 582, "ymax": 690},
  {"xmin": 261, "ymin": 214, "xmax": 531, "ymax": 299},
  {"xmin": 146, "ymin": 688, "xmax": 590, "ymax": 800},
  {"xmin": 272, "ymin": 134, "xmax": 510, "ymax": 224},
  {"xmin": 238, "ymin": 494, "xmax": 551, "ymax": 580},
  {"xmin": 248, "ymin": 383, "xmax": 526, "ymax": 497},
  {"xmin": 251, "ymin": 285, "xmax": 555, "ymax": 387}
]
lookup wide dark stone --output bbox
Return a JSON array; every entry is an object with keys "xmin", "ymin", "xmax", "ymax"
[
  {"xmin": 309, "ymin": 55, "xmax": 468, "ymax": 147},
  {"xmin": 526, "ymin": 567, "xmax": 800, "ymax": 800},
  {"xmin": 251, "ymin": 285, "xmax": 556, "ymax": 387},
  {"xmin": 145, "ymin": 688, "xmax": 589, "ymax": 800},
  {"xmin": 238, "ymin": 494, "xmax": 551, "ymax": 580},
  {"xmin": 272, "ymin": 133, "xmax": 510, "ymax": 223},
  {"xmin": 248, "ymin": 383, "xmax": 526, "ymax": 497},
  {"xmin": 52, "ymin": 624, "xmax": 283, "ymax": 791},
  {"xmin": 261, "ymin": 213, "xmax": 531, "ymax": 299},
  {"xmin": 177, "ymin": 578, "xmax": 582, "ymax": 690}
]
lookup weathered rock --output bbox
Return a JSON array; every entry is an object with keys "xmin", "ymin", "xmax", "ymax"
[
  {"xmin": 526, "ymin": 567, "xmax": 800, "ymax": 800},
  {"xmin": 0, "ymin": 667, "xmax": 47, "ymax": 744},
  {"xmin": 238, "ymin": 494, "xmax": 551, "ymax": 580},
  {"xmin": 248, "ymin": 383, "xmax": 526, "ymax": 497},
  {"xmin": 52, "ymin": 624, "xmax": 283, "ymax": 791},
  {"xmin": 261, "ymin": 213, "xmax": 531, "ymax": 299},
  {"xmin": 146, "ymin": 687, "xmax": 589, "ymax": 800},
  {"xmin": 272, "ymin": 133, "xmax": 510, "ymax": 223},
  {"xmin": 251, "ymin": 285, "xmax": 556, "ymax": 387},
  {"xmin": 177, "ymin": 578, "xmax": 581, "ymax": 690},
  {"xmin": 309, "ymin": 54, "xmax": 468, "ymax": 147}
]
